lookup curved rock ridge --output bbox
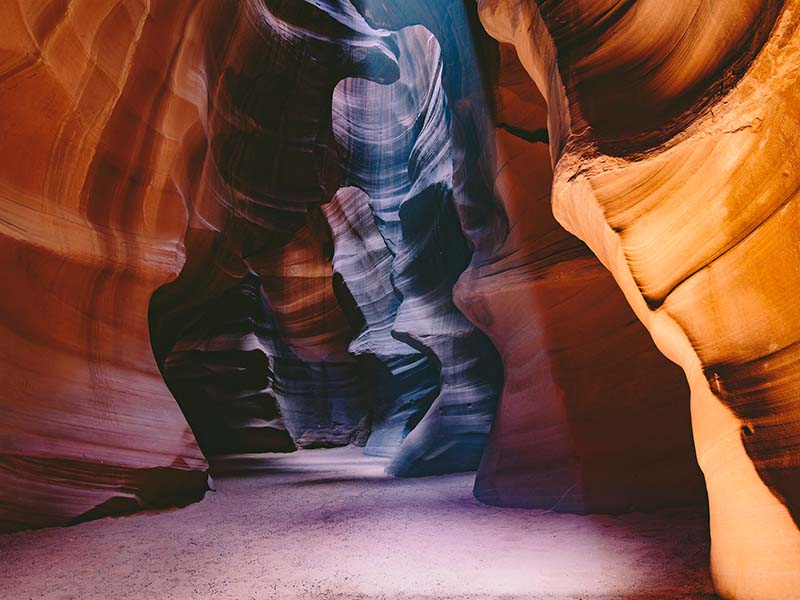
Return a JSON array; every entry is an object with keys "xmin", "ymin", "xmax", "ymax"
[
  {"xmin": 0, "ymin": 0, "xmax": 210, "ymax": 531},
  {"xmin": 478, "ymin": 0, "xmax": 800, "ymax": 597},
  {"xmin": 333, "ymin": 24, "xmax": 503, "ymax": 475},
  {"xmin": 330, "ymin": 25, "xmax": 447, "ymax": 461},
  {"xmin": 163, "ymin": 269, "xmax": 371, "ymax": 451},
  {"xmin": 350, "ymin": 0, "xmax": 509, "ymax": 264},
  {"xmin": 481, "ymin": 0, "xmax": 784, "ymax": 156},
  {"xmin": 322, "ymin": 187, "xmax": 440, "ymax": 457},
  {"xmin": 463, "ymin": 44, "xmax": 705, "ymax": 513},
  {"xmin": 245, "ymin": 210, "xmax": 372, "ymax": 447},
  {"xmin": 348, "ymin": 0, "xmax": 702, "ymax": 511},
  {"xmin": 187, "ymin": 0, "xmax": 400, "ymax": 231},
  {"xmin": 152, "ymin": 0, "xmax": 407, "ymax": 452},
  {"xmin": 154, "ymin": 233, "xmax": 373, "ymax": 452}
]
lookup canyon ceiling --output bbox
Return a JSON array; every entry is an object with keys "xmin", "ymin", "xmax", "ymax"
[{"xmin": 1, "ymin": 1, "xmax": 799, "ymax": 599}]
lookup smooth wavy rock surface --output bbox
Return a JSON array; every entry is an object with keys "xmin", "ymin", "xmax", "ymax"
[
  {"xmin": 349, "ymin": 0, "xmax": 702, "ymax": 511},
  {"xmin": 0, "ymin": 0, "xmax": 400, "ymax": 530},
  {"xmin": 322, "ymin": 187, "xmax": 439, "ymax": 457},
  {"xmin": 333, "ymin": 24, "xmax": 503, "ymax": 475},
  {"xmin": 3, "ymin": 14, "xmax": 799, "ymax": 600},
  {"xmin": 478, "ymin": 0, "xmax": 800, "ymax": 597},
  {"xmin": 153, "ymin": 0, "xmax": 406, "ymax": 452},
  {"xmin": 244, "ymin": 210, "xmax": 373, "ymax": 448},
  {"xmin": 151, "ymin": 230, "xmax": 371, "ymax": 451},
  {"xmin": 0, "ymin": 0, "xmax": 211, "ymax": 531},
  {"xmin": 463, "ymin": 45, "xmax": 705, "ymax": 513}
]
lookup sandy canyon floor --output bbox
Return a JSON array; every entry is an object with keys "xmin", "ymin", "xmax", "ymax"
[{"xmin": 0, "ymin": 447, "xmax": 716, "ymax": 600}]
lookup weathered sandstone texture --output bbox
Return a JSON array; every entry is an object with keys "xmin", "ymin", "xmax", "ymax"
[
  {"xmin": 352, "ymin": 0, "xmax": 704, "ymax": 514},
  {"xmin": 478, "ymin": 0, "xmax": 800, "ymax": 597},
  {"xmin": 3, "ymin": 5, "xmax": 798, "ymax": 599},
  {"xmin": 0, "ymin": 0, "xmax": 210, "ymax": 531}
]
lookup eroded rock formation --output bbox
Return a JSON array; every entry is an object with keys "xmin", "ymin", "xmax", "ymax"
[
  {"xmin": 151, "ymin": 0, "xmax": 402, "ymax": 450},
  {"xmin": 2, "ymin": 2, "xmax": 799, "ymax": 599},
  {"xmin": 322, "ymin": 187, "xmax": 440, "ymax": 458},
  {"xmin": 0, "ymin": 0, "xmax": 210, "ymax": 531},
  {"xmin": 152, "ymin": 3, "xmax": 503, "ymax": 467},
  {"xmin": 332, "ymin": 23, "xmax": 502, "ymax": 475},
  {"xmin": 464, "ymin": 45, "xmax": 704, "ymax": 513},
  {"xmin": 160, "ymin": 276, "xmax": 296, "ymax": 455},
  {"xmin": 1, "ymin": 0, "xmax": 509, "ymax": 530},
  {"xmin": 0, "ymin": 0, "xmax": 399, "ymax": 530},
  {"xmin": 478, "ymin": 0, "xmax": 800, "ymax": 597},
  {"xmin": 352, "ymin": 0, "xmax": 704, "ymax": 513}
]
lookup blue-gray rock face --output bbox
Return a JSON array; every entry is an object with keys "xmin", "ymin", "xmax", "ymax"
[
  {"xmin": 154, "ymin": 9, "xmax": 502, "ymax": 473},
  {"xmin": 323, "ymin": 187, "xmax": 440, "ymax": 457},
  {"xmin": 332, "ymin": 25, "xmax": 502, "ymax": 475}
]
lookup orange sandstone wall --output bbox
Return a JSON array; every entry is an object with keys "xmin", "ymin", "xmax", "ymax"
[
  {"xmin": 478, "ymin": 0, "xmax": 800, "ymax": 597},
  {"xmin": 0, "ymin": 0, "xmax": 209, "ymax": 530},
  {"xmin": 463, "ymin": 46, "xmax": 704, "ymax": 512}
]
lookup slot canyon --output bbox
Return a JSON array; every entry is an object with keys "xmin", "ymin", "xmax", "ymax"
[{"xmin": 0, "ymin": 0, "xmax": 798, "ymax": 598}]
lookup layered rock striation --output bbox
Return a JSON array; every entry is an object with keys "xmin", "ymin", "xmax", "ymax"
[
  {"xmin": 351, "ymin": 0, "xmax": 704, "ymax": 512},
  {"xmin": 2, "ymin": 8, "xmax": 799, "ymax": 600},
  {"xmin": 332, "ymin": 24, "xmax": 502, "ymax": 474},
  {"xmin": 0, "ymin": 0, "xmax": 211, "ymax": 531},
  {"xmin": 465, "ymin": 45, "xmax": 704, "ymax": 513},
  {"xmin": 478, "ymin": 0, "xmax": 800, "ymax": 597},
  {"xmin": 0, "ymin": 0, "xmax": 403, "ymax": 530}
]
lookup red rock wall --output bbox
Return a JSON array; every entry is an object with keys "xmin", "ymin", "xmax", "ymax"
[
  {"xmin": 1, "ymin": 1, "xmax": 503, "ymax": 533},
  {"xmin": 0, "ymin": 0, "xmax": 209, "ymax": 531},
  {"xmin": 0, "ymin": 0, "xmax": 400, "ymax": 530},
  {"xmin": 3, "ymin": 14, "xmax": 798, "ymax": 600}
]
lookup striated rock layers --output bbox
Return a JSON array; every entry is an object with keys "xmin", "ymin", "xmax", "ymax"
[
  {"xmin": 150, "ymin": 0, "xmax": 402, "ymax": 451},
  {"xmin": 1, "ymin": 0, "xmax": 508, "ymax": 532},
  {"xmin": 331, "ymin": 23, "xmax": 502, "ymax": 475},
  {"xmin": 0, "ymin": 0, "xmax": 402, "ymax": 530},
  {"xmin": 3, "ymin": 7, "xmax": 799, "ymax": 600},
  {"xmin": 0, "ymin": 0, "xmax": 211, "ymax": 531},
  {"xmin": 478, "ymin": 0, "xmax": 800, "ymax": 597},
  {"xmin": 153, "ymin": 3, "xmax": 504, "ymax": 466},
  {"xmin": 465, "ymin": 46, "xmax": 704, "ymax": 513},
  {"xmin": 352, "ymin": 0, "xmax": 704, "ymax": 512}
]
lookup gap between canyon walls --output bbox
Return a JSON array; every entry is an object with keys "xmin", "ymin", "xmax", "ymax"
[
  {"xmin": 2, "ymin": 1, "xmax": 799, "ymax": 596},
  {"xmin": 329, "ymin": 22, "xmax": 503, "ymax": 476},
  {"xmin": 139, "ymin": 2, "xmax": 702, "ymax": 512},
  {"xmin": 0, "ymin": 0, "xmax": 705, "ymax": 533},
  {"xmin": 148, "ymin": 4, "xmax": 503, "ymax": 478}
]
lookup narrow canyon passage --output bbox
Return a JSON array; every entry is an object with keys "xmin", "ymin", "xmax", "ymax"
[
  {"xmin": 0, "ymin": 448, "xmax": 714, "ymax": 600},
  {"xmin": 2, "ymin": 1, "xmax": 800, "ymax": 599}
]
